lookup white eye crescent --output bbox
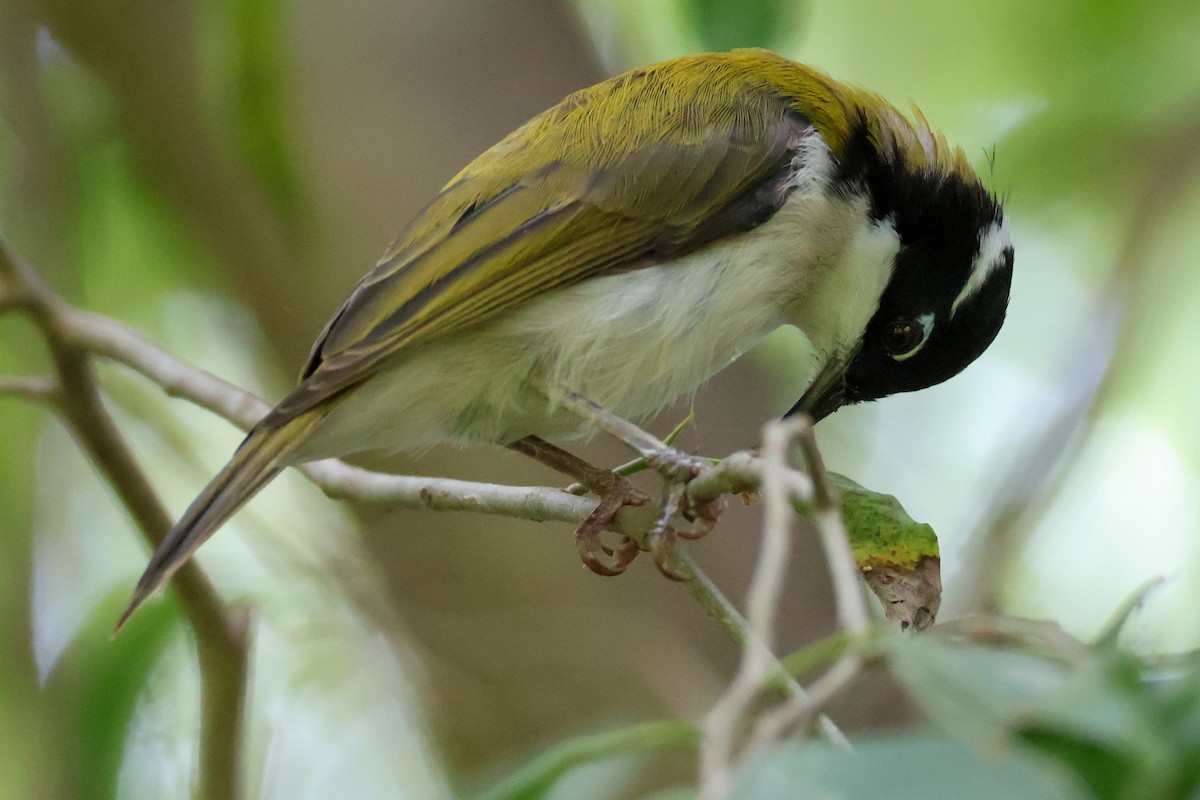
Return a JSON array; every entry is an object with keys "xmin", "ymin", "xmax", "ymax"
[{"xmin": 884, "ymin": 313, "xmax": 934, "ymax": 361}]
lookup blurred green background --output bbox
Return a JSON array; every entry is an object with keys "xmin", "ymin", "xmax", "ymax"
[{"xmin": 1, "ymin": 0, "xmax": 1199, "ymax": 798}]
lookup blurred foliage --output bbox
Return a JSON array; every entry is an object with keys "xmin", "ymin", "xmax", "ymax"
[
  {"xmin": 45, "ymin": 592, "xmax": 177, "ymax": 800},
  {"xmin": 682, "ymin": 0, "xmax": 802, "ymax": 53},
  {"xmin": 890, "ymin": 636, "xmax": 1200, "ymax": 800},
  {"xmin": 481, "ymin": 620, "xmax": 1200, "ymax": 799},
  {"xmin": 2, "ymin": 0, "xmax": 1200, "ymax": 799},
  {"xmin": 214, "ymin": 0, "xmax": 303, "ymax": 219},
  {"xmin": 475, "ymin": 721, "xmax": 699, "ymax": 800}
]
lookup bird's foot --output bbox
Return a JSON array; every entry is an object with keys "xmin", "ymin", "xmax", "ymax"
[
  {"xmin": 646, "ymin": 488, "xmax": 689, "ymax": 580},
  {"xmin": 640, "ymin": 450, "xmax": 726, "ymax": 579},
  {"xmin": 573, "ymin": 468, "xmax": 649, "ymax": 577},
  {"xmin": 507, "ymin": 430, "xmax": 726, "ymax": 579}
]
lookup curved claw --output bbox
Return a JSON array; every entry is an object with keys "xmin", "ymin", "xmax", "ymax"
[
  {"xmin": 574, "ymin": 477, "xmax": 647, "ymax": 576},
  {"xmin": 681, "ymin": 494, "xmax": 725, "ymax": 537},
  {"xmin": 650, "ymin": 527, "xmax": 689, "ymax": 581},
  {"xmin": 646, "ymin": 488, "xmax": 689, "ymax": 581},
  {"xmin": 577, "ymin": 532, "xmax": 640, "ymax": 576}
]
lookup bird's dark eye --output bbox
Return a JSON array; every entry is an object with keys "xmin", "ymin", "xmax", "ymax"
[{"xmin": 882, "ymin": 318, "xmax": 926, "ymax": 359}]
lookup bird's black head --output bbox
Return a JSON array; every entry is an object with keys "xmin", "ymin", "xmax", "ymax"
[{"xmin": 792, "ymin": 117, "xmax": 1014, "ymax": 421}]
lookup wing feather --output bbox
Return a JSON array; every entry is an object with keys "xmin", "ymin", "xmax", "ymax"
[{"xmin": 274, "ymin": 69, "xmax": 812, "ymax": 425}]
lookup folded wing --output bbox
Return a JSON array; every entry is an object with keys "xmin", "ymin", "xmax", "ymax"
[{"xmin": 271, "ymin": 65, "xmax": 814, "ymax": 425}]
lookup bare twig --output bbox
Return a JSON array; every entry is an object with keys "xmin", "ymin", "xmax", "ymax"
[
  {"xmin": 49, "ymin": 307, "xmax": 661, "ymax": 534},
  {"xmin": 675, "ymin": 550, "xmax": 751, "ymax": 647},
  {"xmin": 699, "ymin": 418, "xmax": 804, "ymax": 800},
  {"xmin": 676, "ymin": 549, "xmax": 850, "ymax": 751},
  {"xmin": 745, "ymin": 422, "xmax": 873, "ymax": 747},
  {"xmin": 609, "ymin": 408, "xmax": 697, "ymax": 478},
  {"xmin": 559, "ymin": 391, "xmax": 712, "ymax": 490},
  {"xmin": 0, "ymin": 375, "xmax": 59, "ymax": 403},
  {"xmin": 795, "ymin": 425, "xmax": 871, "ymax": 634},
  {"xmin": 0, "ymin": 239, "xmax": 247, "ymax": 800},
  {"xmin": 755, "ymin": 655, "xmax": 865, "ymax": 747},
  {"xmin": 72, "ymin": 309, "xmax": 270, "ymax": 430},
  {"xmin": 691, "ymin": 415, "xmax": 883, "ymax": 796},
  {"xmin": 304, "ymin": 458, "xmax": 654, "ymax": 533}
]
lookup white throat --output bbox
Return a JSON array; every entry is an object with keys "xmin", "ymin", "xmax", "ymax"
[{"xmin": 786, "ymin": 211, "xmax": 901, "ymax": 369}]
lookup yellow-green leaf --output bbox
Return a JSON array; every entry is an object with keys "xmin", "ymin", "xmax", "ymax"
[{"xmin": 829, "ymin": 473, "xmax": 942, "ymax": 631}]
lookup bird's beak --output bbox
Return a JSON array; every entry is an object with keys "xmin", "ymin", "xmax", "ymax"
[{"xmin": 786, "ymin": 355, "xmax": 851, "ymax": 423}]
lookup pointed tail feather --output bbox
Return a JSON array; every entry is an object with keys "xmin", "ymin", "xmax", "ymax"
[{"xmin": 116, "ymin": 412, "xmax": 323, "ymax": 630}]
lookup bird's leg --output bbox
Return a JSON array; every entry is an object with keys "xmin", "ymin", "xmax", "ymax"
[
  {"xmin": 508, "ymin": 435, "xmax": 645, "ymax": 576},
  {"xmin": 647, "ymin": 486, "xmax": 688, "ymax": 580},
  {"xmin": 557, "ymin": 392, "xmax": 712, "ymax": 480},
  {"xmin": 552, "ymin": 393, "xmax": 727, "ymax": 575}
]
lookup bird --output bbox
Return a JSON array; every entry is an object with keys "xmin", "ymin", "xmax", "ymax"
[{"xmin": 119, "ymin": 48, "xmax": 1013, "ymax": 625}]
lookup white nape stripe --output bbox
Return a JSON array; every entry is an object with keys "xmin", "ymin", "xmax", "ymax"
[{"xmin": 951, "ymin": 217, "xmax": 1011, "ymax": 318}]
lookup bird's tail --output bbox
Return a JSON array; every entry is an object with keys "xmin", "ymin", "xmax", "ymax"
[{"xmin": 116, "ymin": 411, "xmax": 325, "ymax": 630}]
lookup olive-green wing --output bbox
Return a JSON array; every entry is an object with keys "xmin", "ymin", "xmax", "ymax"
[{"xmin": 267, "ymin": 68, "xmax": 812, "ymax": 425}]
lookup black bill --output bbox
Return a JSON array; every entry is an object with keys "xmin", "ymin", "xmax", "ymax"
[{"xmin": 785, "ymin": 355, "xmax": 851, "ymax": 423}]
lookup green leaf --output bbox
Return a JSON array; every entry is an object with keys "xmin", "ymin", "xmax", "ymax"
[
  {"xmin": 888, "ymin": 636, "xmax": 1148, "ymax": 747},
  {"xmin": 886, "ymin": 635, "xmax": 1185, "ymax": 798},
  {"xmin": 197, "ymin": 0, "xmax": 303, "ymax": 221},
  {"xmin": 830, "ymin": 474, "xmax": 939, "ymax": 572},
  {"xmin": 730, "ymin": 735, "xmax": 1090, "ymax": 800},
  {"xmin": 1017, "ymin": 728, "xmax": 1135, "ymax": 800},
  {"xmin": 829, "ymin": 473, "xmax": 941, "ymax": 630},
  {"xmin": 473, "ymin": 721, "xmax": 698, "ymax": 800},
  {"xmin": 43, "ymin": 586, "xmax": 178, "ymax": 800}
]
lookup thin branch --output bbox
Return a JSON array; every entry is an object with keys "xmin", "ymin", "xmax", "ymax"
[
  {"xmin": 796, "ymin": 425, "xmax": 871, "ymax": 634},
  {"xmin": 752, "ymin": 655, "xmax": 864, "ymax": 746},
  {"xmin": 686, "ymin": 447, "xmax": 816, "ymax": 510},
  {"xmin": 676, "ymin": 550, "xmax": 750, "ymax": 646},
  {"xmin": 304, "ymin": 458, "xmax": 655, "ymax": 531},
  {"xmin": 742, "ymin": 422, "xmax": 873, "ymax": 747},
  {"xmin": 0, "ymin": 375, "xmax": 59, "ymax": 403},
  {"xmin": 72, "ymin": 309, "xmax": 270, "ymax": 430},
  {"xmin": 698, "ymin": 418, "xmax": 805, "ymax": 800},
  {"xmin": 0, "ymin": 238, "xmax": 247, "ymax": 800},
  {"xmin": 676, "ymin": 550, "xmax": 850, "ymax": 751}
]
